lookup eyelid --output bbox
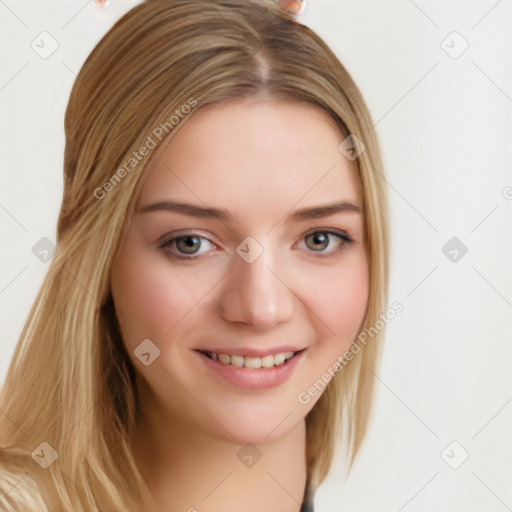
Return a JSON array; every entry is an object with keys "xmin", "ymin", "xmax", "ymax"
[
  {"xmin": 302, "ymin": 227, "xmax": 351, "ymax": 239},
  {"xmin": 157, "ymin": 229, "xmax": 218, "ymax": 245}
]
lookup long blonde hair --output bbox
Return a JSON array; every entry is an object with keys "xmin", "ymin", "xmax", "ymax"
[{"xmin": 0, "ymin": 1, "xmax": 389, "ymax": 509}]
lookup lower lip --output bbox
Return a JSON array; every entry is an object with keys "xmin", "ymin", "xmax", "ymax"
[{"xmin": 196, "ymin": 350, "xmax": 304, "ymax": 390}]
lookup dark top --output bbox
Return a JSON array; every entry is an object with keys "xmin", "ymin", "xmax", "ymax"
[
  {"xmin": 299, "ymin": 482, "xmax": 315, "ymax": 512},
  {"xmin": 300, "ymin": 500, "xmax": 314, "ymax": 512}
]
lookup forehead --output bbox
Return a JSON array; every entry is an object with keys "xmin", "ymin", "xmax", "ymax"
[{"xmin": 137, "ymin": 100, "xmax": 361, "ymax": 221}]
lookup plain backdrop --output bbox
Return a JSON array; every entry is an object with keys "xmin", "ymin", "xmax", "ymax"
[{"xmin": 1, "ymin": 1, "xmax": 511, "ymax": 511}]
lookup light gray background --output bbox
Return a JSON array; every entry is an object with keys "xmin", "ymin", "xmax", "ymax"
[{"xmin": 1, "ymin": 1, "xmax": 511, "ymax": 511}]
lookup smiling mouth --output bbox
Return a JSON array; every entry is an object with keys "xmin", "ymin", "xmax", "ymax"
[{"xmin": 197, "ymin": 350, "xmax": 304, "ymax": 369}]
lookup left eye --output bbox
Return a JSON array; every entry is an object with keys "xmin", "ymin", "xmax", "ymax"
[{"xmin": 301, "ymin": 231, "xmax": 350, "ymax": 253}]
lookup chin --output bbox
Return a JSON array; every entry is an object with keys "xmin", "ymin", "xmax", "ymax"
[{"xmin": 204, "ymin": 405, "xmax": 308, "ymax": 446}]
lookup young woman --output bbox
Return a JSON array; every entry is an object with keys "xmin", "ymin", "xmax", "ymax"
[{"xmin": 0, "ymin": 1, "xmax": 389, "ymax": 510}]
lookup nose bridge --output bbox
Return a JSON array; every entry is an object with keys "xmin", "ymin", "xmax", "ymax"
[{"xmin": 220, "ymin": 240, "xmax": 293, "ymax": 328}]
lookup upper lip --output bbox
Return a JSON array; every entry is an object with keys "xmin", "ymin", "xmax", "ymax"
[{"xmin": 195, "ymin": 345, "xmax": 305, "ymax": 357}]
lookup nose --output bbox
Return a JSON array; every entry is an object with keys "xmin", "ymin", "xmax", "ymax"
[{"xmin": 219, "ymin": 245, "xmax": 294, "ymax": 329}]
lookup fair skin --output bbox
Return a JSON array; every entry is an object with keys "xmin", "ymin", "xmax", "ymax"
[{"xmin": 110, "ymin": 99, "xmax": 368, "ymax": 512}]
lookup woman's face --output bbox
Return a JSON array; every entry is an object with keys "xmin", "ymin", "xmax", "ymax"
[{"xmin": 110, "ymin": 99, "xmax": 368, "ymax": 444}]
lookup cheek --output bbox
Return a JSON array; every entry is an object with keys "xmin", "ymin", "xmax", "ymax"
[
  {"xmin": 111, "ymin": 248, "xmax": 211, "ymax": 345},
  {"xmin": 298, "ymin": 253, "xmax": 369, "ymax": 350},
  {"xmin": 326, "ymin": 262, "xmax": 368, "ymax": 339},
  {"xmin": 292, "ymin": 254, "xmax": 369, "ymax": 403}
]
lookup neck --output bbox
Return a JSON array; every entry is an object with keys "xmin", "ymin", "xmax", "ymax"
[{"xmin": 133, "ymin": 386, "xmax": 308, "ymax": 512}]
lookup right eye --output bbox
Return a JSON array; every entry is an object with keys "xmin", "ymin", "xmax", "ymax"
[{"xmin": 158, "ymin": 233, "xmax": 217, "ymax": 260}]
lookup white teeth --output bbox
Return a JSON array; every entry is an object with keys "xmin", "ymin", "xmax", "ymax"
[
  {"xmin": 230, "ymin": 354, "xmax": 244, "ymax": 367},
  {"xmin": 218, "ymin": 354, "xmax": 231, "ymax": 365},
  {"xmin": 260, "ymin": 354, "xmax": 274, "ymax": 368},
  {"xmin": 207, "ymin": 351, "xmax": 296, "ymax": 369},
  {"xmin": 274, "ymin": 353, "xmax": 286, "ymax": 366},
  {"xmin": 244, "ymin": 356, "xmax": 262, "ymax": 369}
]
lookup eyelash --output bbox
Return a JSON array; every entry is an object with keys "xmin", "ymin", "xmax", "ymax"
[{"xmin": 157, "ymin": 229, "xmax": 354, "ymax": 261}]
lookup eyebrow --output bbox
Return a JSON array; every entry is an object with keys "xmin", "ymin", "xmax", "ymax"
[{"xmin": 137, "ymin": 200, "xmax": 361, "ymax": 222}]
